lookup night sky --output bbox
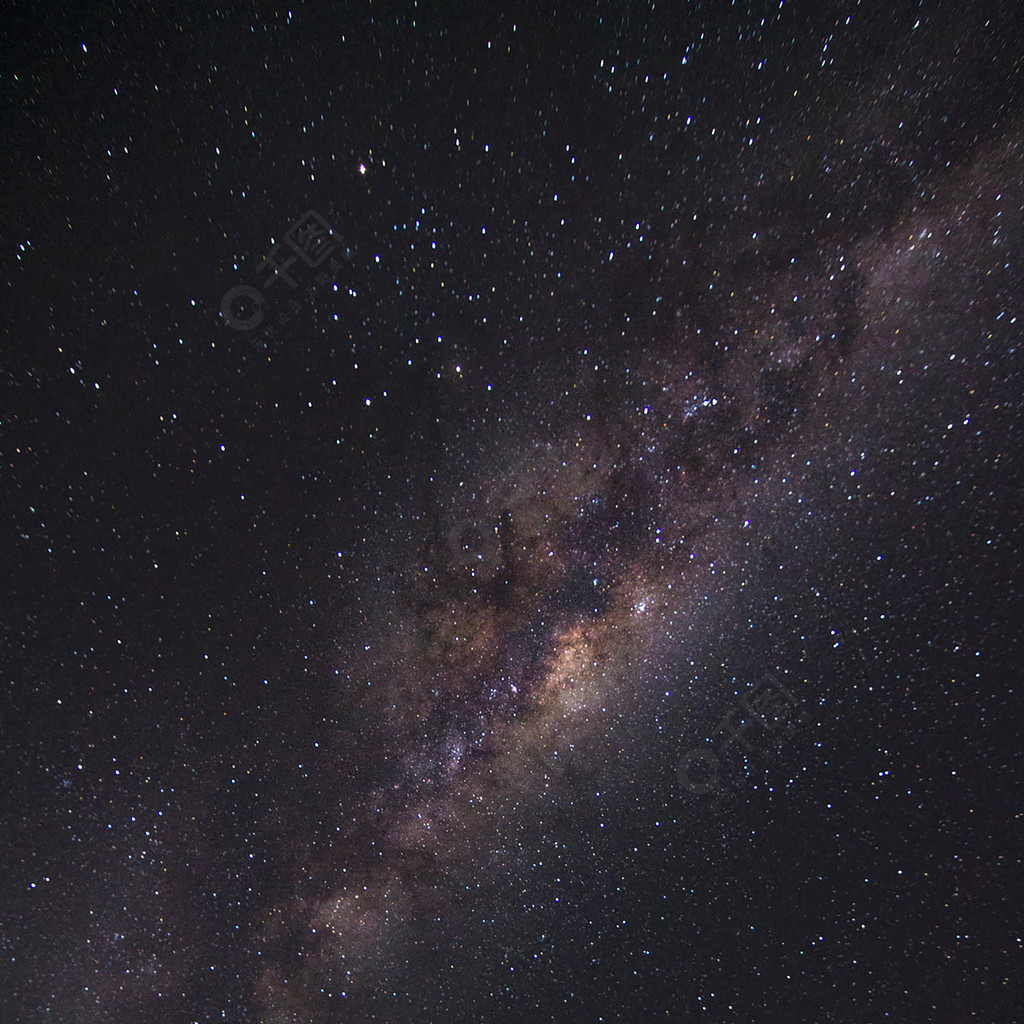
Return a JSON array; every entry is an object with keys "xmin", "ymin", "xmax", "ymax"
[{"xmin": 3, "ymin": 2, "xmax": 1023, "ymax": 1021}]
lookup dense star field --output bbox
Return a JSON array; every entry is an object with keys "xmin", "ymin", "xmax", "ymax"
[{"xmin": 2, "ymin": 2, "xmax": 1022, "ymax": 1021}]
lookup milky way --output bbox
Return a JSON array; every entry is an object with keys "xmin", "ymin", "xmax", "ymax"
[
  {"xmin": 250, "ymin": 122, "xmax": 1024, "ymax": 1021},
  {"xmin": 5, "ymin": 4, "xmax": 1022, "ymax": 1021}
]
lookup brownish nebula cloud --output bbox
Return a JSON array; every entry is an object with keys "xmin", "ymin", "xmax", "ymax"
[{"xmin": 252, "ymin": 124, "xmax": 1024, "ymax": 1021}]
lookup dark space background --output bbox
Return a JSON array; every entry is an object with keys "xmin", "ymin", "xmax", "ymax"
[{"xmin": 2, "ymin": 2, "xmax": 1022, "ymax": 1021}]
